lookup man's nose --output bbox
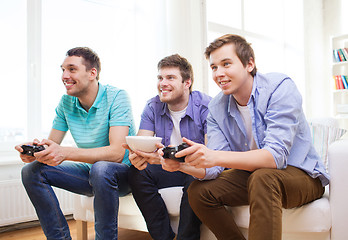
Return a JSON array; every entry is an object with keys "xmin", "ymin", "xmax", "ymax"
[
  {"xmin": 160, "ymin": 78, "xmax": 169, "ymax": 86},
  {"xmin": 62, "ymin": 71, "xmax": 70, "ymax": 79},
  {"xmin": 215, "ymin": 67, "xmax": 225, "ymax": 77}
]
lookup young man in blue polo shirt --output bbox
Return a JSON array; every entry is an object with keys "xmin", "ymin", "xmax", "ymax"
[
  {"xmin": 124, "ymin": 54, "xmax": 211, "ymax": 240},
  {"xmin": 180, "ymin": 34, "xmax": 330, "ymax": 240},
  {"xmin": 15, "ymin": 47, "xmax": 136, "ymax": 240}
]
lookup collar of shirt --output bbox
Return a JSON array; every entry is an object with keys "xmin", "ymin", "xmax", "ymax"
[
  {"xmin": 159, "ymin": 93, "xmax": 194, "ymax": 121},
  {"xmin": 73, "ymin": 83, "xmax": 106, "ymax": 112}
]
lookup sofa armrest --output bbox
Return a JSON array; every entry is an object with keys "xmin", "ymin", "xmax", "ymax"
[{"xmin": 328, "ymin": 137, "xmax": 348, "ymax": 239}]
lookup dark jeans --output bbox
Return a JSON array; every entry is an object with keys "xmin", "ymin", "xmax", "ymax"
[
  {"xmin": 128, "ymin": 164, "xmax": 201, "ymax": 240},
  {"xmin": 21, "ymin": 160, "xmax": 131, "ymax": 240},
  {"xmin": 188, "ymin": 166, "xmax": 325, "ymax": 240}
]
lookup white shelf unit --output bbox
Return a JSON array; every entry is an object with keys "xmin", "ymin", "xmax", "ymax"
[{"xmin": 331, "ymin": 34, "xmax": 348, "ymax": 130}]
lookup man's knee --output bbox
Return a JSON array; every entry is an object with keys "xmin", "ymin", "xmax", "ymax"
[
  {"xmin": 89, "ymin": 161, "xmax": 115, "ymax": 183},
  {"xmin": 21, "ymin": 161, "xmax": 42, "ymax": 185},
  {"xmin": 187, "ymin": 180, "xmax": 208, "ymax": 208},
  {"xmin": 128, "ymin": 165, "xmax": 157, "ymax": 189},
  {"xmin": 187, "ymin": 179, "xmax": 199, "ymax": 197},
  {"xmin": 90, "ymin": 161, "xmax": 129, "ymax": 185},
  {"xmin": 128, "ymin": 165, "xmax": 141, "ymax": 187},
  {"xmin": 248, "ymin": 168, "xmax": 281, "ymax": 198}
]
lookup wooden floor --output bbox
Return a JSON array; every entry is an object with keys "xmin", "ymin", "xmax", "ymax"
[{"xmin": 0, "ymin": 220, "xmax": 152, "ymax": 240}]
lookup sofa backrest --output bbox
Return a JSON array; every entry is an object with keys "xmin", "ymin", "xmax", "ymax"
[{"xmin": 308, "ymin": 118, "xmax": 347, "ymax": 172}]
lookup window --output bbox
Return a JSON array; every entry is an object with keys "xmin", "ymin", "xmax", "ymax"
[
  {"xmin": 1, "ymin": 0, "xmax": 162, "ymax": 153},
  {"xmin": 206, "ymin": 0, "xmax": 305, "ymax": 101},
  {"xmin": 41, "ymin": 0, "xmax": 159, "ymax": 136},
  {"xmin": 0, "ymin": 0, "xmax": 27, "ymax": 146}
]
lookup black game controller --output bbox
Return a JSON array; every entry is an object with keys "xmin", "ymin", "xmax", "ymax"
[
  {"xmin": 162, "ymin": 143, "xmax": 189, "ymax": 162},
  {"xmin": 21, "ymin": 144, "xmax": 45, "ymax": 156}
]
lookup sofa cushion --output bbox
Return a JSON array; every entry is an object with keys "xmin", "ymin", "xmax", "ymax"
[
  {"xmin": 78, "ymin": 187, "xmax": 184, "ymax": 218},
  {"xmin": 75, "ymin": 186, "xmax": 331, "ymax": 235},
  {"xmin": 79, "ymin": 193, "xmax": 143, "ymax": 219},
  {"xmin": 119, "ymin": 194, "xmax": 143, "ymax": 216},
  {"xmin": 156, "ymin": 186, "xmax": 331, "ymax": 233},
  {"xmin": 158, "ymin": 186, "xmax": 184, "ymax": 216},
  {"xmin": 230, "ymin": 195, "xmax": 331, "ymax": 233}
]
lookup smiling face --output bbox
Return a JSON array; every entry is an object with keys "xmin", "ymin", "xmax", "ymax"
[
  {"xmin": 60, "ymin": 56, "xmax": 97, "ymax": 98},
  {"xmin": 209, "ymin": 43, "xmax": 255, "ymax": 105},
  {"xmin": 157, "ymin": 67, "xmax": 191, "ymax": 111}
]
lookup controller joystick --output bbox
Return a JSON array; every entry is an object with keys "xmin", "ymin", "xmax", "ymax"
[
  {"xmin": 21, "ymin": 144, "xmax": 45, "ymax": 157},
  {"xmin": 162, "ymin": 143, "xmax": 189, "ymax": 162}
]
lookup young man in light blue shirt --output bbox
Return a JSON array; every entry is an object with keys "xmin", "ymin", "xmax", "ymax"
[
  {"xmin": 179, "ymin": 34, "xmax": 329, "ymax": 240},
  {"xmin": 15, "ymin": 47, "xmax": 135, "ymax": 240}
]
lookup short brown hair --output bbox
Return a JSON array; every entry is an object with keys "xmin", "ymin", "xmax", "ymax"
[
  {"xmin": 66, "ymin": 47, "xmax": 101, "ymax": 80},
  {"xmin": 157, "ymin": 54, "xmax": 194, "ymax": 92},
  {"xmin": 205, "ymin": 34, "xmax": 257, "ymax": 76}
]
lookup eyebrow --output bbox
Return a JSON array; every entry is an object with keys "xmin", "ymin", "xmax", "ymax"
[
  {"xmin": 61, "ymin": 64, "xmax": 78, "ymax": 69},
  {"xmin": 210, "ymin": 58, "xmax": 232, "ymax": 67},
  {"xmin": 157, "ymin": 74, "xmax": 176, "ymax": 78}
]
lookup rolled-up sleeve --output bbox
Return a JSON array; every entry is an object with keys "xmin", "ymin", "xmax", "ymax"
[
  {"xmin": 260, "ymin": 79, "xmax": 302, "ymax": 169},
  {"xmin": 203, "ymin": 166, "xmax": 225, "ymax": 180}
]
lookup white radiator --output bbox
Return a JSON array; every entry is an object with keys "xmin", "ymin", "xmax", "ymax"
[{"xmin": 0, "ymin": 179, "xmax": 75, "ymax": 227}]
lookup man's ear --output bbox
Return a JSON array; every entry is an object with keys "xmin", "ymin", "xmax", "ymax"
[
  {"xmin": 247, "ymin": 58, "xmax": 255, "ymax": 73},
  {"xmin": 184, "ymin": 78, "xmax": 192, "ymax": 89},
  {"xmin": 89, "ymin": 68, "xmax": 98, "ymax": 80}
]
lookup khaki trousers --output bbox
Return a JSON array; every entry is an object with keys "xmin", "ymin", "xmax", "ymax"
[{"xmin": 188, "ymin": 166, "xmax": 324, "ymax": 240}]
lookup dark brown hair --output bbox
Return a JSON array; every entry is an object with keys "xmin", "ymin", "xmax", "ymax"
[
  {"xmin": 205, "ymin": 34, "xmax": 257, "ymax": 76},
  {"xmin": 66, "ymin": 47, "xmax": 101, "ymax": 80},
  {"xmin": 158, "ymin": 54, "xmax": 194, "ymax": 92}
]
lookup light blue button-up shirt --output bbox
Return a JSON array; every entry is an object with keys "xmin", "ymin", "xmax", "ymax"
[{"xmin": 204, "ymin": 72, "xmax": 330, "ymax": 186}]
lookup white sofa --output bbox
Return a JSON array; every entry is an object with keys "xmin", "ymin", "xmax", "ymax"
[{"xmin": 73, "ymin": 135, "xmax": 348, "ymax": 240}]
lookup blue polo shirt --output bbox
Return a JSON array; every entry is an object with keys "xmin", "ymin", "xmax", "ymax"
[
  {"xmin": 52, "ymin": 83, "xmax": 136, "ymax": 166},
  {"xmin": 139, "ymin": 91, "xmax": 212, "ymax": 146}
]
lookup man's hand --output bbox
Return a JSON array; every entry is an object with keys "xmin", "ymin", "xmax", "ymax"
[
  {"xmin": 123, "ymin": 143, "xmax": 148, "ymax": 170},
  {"xmin": 34, "ymin": 139, "xmax": 68, "ymax": 166},
  {"xmin": 122, "ymin": 142, "xmax": 164, "ymax": 170},
  {"xmin": 175, "ymin": 137, "xmax": 216, "ymax": 169},
  {"xmin": 14, "ymin": 139, "xmax": 41, "ymax": 163},
  {"xmin": 158, "ymin": 147, "xmax": 183, "ymax": 172},
  {"xmin": 161, "ymin": 157, "xmax": 182, "ymax": 172}
]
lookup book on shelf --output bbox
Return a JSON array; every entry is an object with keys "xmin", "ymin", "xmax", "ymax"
[
  {"xmin": 338, "ymin": 50, "xmax": 345, "ymax": 61},
  {"xmin": 333, "ymin": 48, "xmax": 348, "ymax": 62},
  {"xmin": 333, "ymin": 75, "xmax": 348, "ymax": 89},
  {"xmin": 342, "ymin": 48, "xmax": 348, "ymax": 61},
  {"xmin": 343, "ymin": 75, "xmax": 348, "ymax": 89},
  {"xmin": 333, "ymin": 49, "xmax": 340, "ymax": 62},
  {"xmin": 341, "ymin": 75, "xmax": 348, "ymax": 89},
  {"xmin": 342, "ymin": 48, "xmax": 348, "ymax": 60}
]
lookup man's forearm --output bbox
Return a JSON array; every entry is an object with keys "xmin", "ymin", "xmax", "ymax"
[
  {"xmin": 180, "ymin": 164, "xmax": 206, "ymax": 179},
  {"xmin": 63, "ymin": 145, "xmax": 125, "ymax": 164}
]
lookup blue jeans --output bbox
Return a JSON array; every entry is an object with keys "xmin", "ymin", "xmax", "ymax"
[
  {"xmin": 21, "ymin": 160, "xmax": 131, "ymax": 240},
  {"xmin": 128, "ymin": 164, "xmax": 201, "ymax": 240}
]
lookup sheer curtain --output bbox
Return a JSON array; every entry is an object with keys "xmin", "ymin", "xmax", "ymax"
[
  {"xmin": 0, "ymin": 0, "xmax": 208, "ymax": 158},
  {"xmin": 0, "ymin": 0, "xmax": 169, "ymax": 152},
  {"xmin": 206, "ymin": 0, "xmax": 306, "ymax": 101},
  {"xmin": 0, "ymin": 0, "xmax": 27, "ymax": 149},
  {"xmin": 40, "ymin": 0, "xmax": 164, "ymax": 137}
]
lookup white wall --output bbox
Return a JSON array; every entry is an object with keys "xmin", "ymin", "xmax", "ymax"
[
  {"xmin": 160, "ymin": 0, "xmax": 208, "ymax": 93},
  {"xmin": 304, "ymin": 0, "xmax": 347, "ymax": 119}
]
